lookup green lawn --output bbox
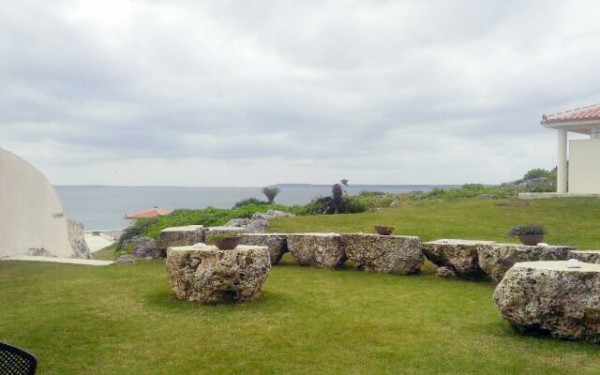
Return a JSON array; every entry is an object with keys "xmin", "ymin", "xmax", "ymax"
[{"xmin": 1, "ymin": 197, "xmax": 600, "ymax": 374}]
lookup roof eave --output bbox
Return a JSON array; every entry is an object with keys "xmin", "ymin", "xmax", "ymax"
[{"xmin": 541, "ymin": 119, "xmax": 600, "ymax": 134}]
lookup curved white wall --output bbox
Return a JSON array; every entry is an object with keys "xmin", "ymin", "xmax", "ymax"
[{"xmin": 0, "ymin": 148, "xmax": 74, "ymax": 258}]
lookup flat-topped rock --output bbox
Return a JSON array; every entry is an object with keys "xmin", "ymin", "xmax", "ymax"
[
  {"xmin": 157, "ymin": 225, "xmax": 205, "ymax": 256},
  {"xmin": 166, "ymin": 245, "xmax": 270, "ymax": 304},
  {"xmin": 494, "ymin": 261, "xmax": 600, "ymax": 343},
  {"xmin": 478, "ymin": 243, "xmax": 574, "ymax": 283},
  {"xmin": 205, "ymin": 226, "xmax": 247, "ymax": 244},
  {"xmin": 287, "ymin": 233, "xmax": 346, "ymax": 269},
  {"xmin": 569, "ymin": 250, "xmax": 600, "ymax": 264},
  {"xmin": 240, "ymin": 233, "xmax": 288, "ymax": 265},
  {"xmin": 422, "ymin": 239, "xmax": 496, "ymax": 279},
  {"xmin": 341, "ymin": 234, "xmax": 423, "ymax": 274}
]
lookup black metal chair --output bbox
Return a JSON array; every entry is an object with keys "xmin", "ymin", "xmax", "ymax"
[{"xmin": 0, "ymin": 342, "xmax": 37, "ymax": 375}]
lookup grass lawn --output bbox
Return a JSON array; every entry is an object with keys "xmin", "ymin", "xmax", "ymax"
[{"xmin": 2, "ymin": 197, "xmax": 600, "ymax": 374}]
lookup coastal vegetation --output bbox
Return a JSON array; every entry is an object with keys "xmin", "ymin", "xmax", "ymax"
[{"xmin": 115, "ymin": 167, "xmax": 562, "ymax": 251}]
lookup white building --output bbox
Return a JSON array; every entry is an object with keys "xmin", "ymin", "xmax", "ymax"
[
  {"xmin": 0, "ymin": 147, "xmax": 76, "ymax": 258},
  {"xmin": 541, "ymin": 103, "xmax": 600, "ymax": 194}
]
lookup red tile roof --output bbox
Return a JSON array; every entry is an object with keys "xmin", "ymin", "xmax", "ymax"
[
  {"xmin": 125, "ymin": 208, "xmax": 172, "ymax": 219},
  {"xmin": 542, "ymin": 103, "xmax": 600, "ymax": 124}
]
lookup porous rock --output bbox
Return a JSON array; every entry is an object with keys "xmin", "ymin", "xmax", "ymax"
[
  {"xmin": 494, "ymin": 261, "xmax": 600, "ymax": 343},
  {"xmin": 569, "ymin": 250, "xmax": 600, "ymax": 264},
  {"xmin": 287, "ymin": 233, "xmax": 346, "ymax": 269},
  {"xmin": 340, "ymin": 234, "xmax": 423, "ymax": 274},
  {"xmin": 166, "ymin": 245, "xmax": 271, "ymax": 304},
  {"xmin": 478, "ymin": 243, "xmax": 573, "ymax": 283},
  {"xmin": 422, "ymin": 239, "xmax": 495, "ymax": 280},
  {"xmin": 157, "ymin": 225, "xmax": 205, "ymax": 256},
  {"xmin": 240, "ymin": 233, "xmax": 288, "ymax": 265},
  {"xmin": 126, "ymin": 236, "xmax": 161, "ymax": 259}
]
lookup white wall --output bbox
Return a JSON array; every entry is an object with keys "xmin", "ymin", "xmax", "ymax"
[
  {"xmin": 569, "ymin": 138, "xmax": 600, "ymax": 194},
  {"xmin": 0, "ymin": 148, "xmax": 74, "ymax": 258}
]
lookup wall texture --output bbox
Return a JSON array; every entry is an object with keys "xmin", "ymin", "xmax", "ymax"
[
  {"xmin": 0, "ymin": 148, "xmax": 75, "ymax": 258},
  {"xmin": 569, "ymin": 139, "xmax": 600, "ymax": 194}
]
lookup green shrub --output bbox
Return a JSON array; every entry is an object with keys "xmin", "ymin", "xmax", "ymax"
[{"xmin": 232, "ymin": 197, "xmax": 268, "ymax": 209}]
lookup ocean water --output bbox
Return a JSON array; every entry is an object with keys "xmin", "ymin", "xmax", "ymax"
[{"xmin": 54, "ymin": 184, "xmax": 443, "ymax": 231}]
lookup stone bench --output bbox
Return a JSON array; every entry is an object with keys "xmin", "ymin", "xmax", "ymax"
[
  {"xmin": 240, "ymin": 233, "xmax": 288, "ymax": 265},
  {"xmin": 422, "ymin": 239, "xmax": 495, "ymax": 279},
  {"xmin": 478, "ymin": 243, "xmax": 574, "ymax": 283},
  {"xmin": 166, "ymin": 245, "xmax": 271, "ymax": 304},
  {"xmin": 569, "ymin": 250, "xmax": 600, "ymax": 264},
  {"xmin": 494, "ymin": 261, "xmax": 600, "ymax": 343},
  {"xmin": 157, "ymin": 225, "xmax": 205, "ymax": 256},
  {"xmin": 287, "ymin": 233, "xmax": 346, "ymax": 269},
  {"xmin": 341, "ymin": 233, "xmax": 423, "ymax": 274}
]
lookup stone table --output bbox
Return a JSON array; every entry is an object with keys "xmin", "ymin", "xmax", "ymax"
[
  {"xmin": 478, "ymin": 243, "xmax": 574, "ymax": 283},
  {"xmin": 494, "ymin": 261, "xmax": 600, "ymax": 343},
  {"xmin": 166, "ymin": 245, "xmax": 271, "ymax": 304},
  {"xmin": 287, "ymin": 233, "xmax": 346, "ymax": 269},
  {"xmin": 422, "ymin": 239, "xmax": 496, "ymax": 279},
  {"xmin": 340, "ymin": 233, "xmax": 423, "ymax": 274},
  {"xmin": 157, "ymin": 225, "xmax": 205, "ymax": 256},
  {"xmin": 240, "ymin": 233, "xmax": 288, "ymax": 265}
]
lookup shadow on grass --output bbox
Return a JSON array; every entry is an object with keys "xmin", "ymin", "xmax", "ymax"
[{"xmin": 144, "ymin": 288, "xmax": 291, "ymax": 314}]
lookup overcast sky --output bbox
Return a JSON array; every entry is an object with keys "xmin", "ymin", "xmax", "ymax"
[{"xmin": 1, "ymin": 0, "xmax": 599, "ymax": 187}]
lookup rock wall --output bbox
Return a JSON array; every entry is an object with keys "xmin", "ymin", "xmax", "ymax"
[
  {"xmin": 478, "ymin": 243, "xmax": 573, "ymax": 283},
  {"xmin": 422, "ymin": 239, "xmax": 495, "ymax": 280},
  {"xmin": 341, "ymin": 234, "xmax": 423, "ymax": 274},
  {"xmin": 157, "ymin": 225, "xmax": 205, "ymax": 256},
  {"xmin": 569, "ymin": 250, "xmax": 600, "ymax": 264},
  {"xmin": 67, "ymin": 220, "xmax": 91, "ymax": 259},
  {"xmin": 240, "ymin": 233, "xmax": 288, "ymax": 265},
  {"xmin": 494, "ymin": 261, "xmax": 600, "ymax": 343},
  {"xmin": 287, "ymin": 233, "xmax": 346, "ymax": 269}
]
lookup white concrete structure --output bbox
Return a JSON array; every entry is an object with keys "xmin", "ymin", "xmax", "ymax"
[
  {"xmin": 542, "ymin": 104, "xmax": 600, "ymax": 194},
  {"xmin": 0, "ymin": 148, "xmax": 75, "ymax": 258}
]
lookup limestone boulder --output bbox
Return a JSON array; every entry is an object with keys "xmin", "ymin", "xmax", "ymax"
[
  {"xmin": 569, "ymin": 250, "xmax": 600, "ymax": 264},
  {"xmin": 478, "ymin": 243, "xmax": 573, "ymax": 283},
  {"xmin": 287, "ymin": 233, "xmax": 346, "ymax": 269},
  {"xmin": 166, "ymin": 245, "xmax": 271, "ymax": 304},
  {"xmin": 340, "ymin": 234, "xmax": 423, "ymax": 274},
  {"xmin": 125, "ymin": 236, "xmax": 161, "ymax": 259},
  {"xmin": 422, "ymin": 239, "xmax": 495, "ymax": 280},
  {"xmin": 157, "ymin": 225, "xmax": 205, "ymax": 256},
  {"xmin": 494, "ymin": 261, "xmax": 600, "ymax": 343},
  {"xmin": 240, "ymin": 233, "xmax": 288, "ymax": 265}
]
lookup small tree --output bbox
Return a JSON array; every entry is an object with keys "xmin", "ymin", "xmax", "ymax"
[{"xmin": 262, "ymin": 186, "xmax": 281, "ymax": 204}]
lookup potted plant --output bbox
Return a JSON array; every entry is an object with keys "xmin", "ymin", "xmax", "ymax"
[
  {"xmin": 507, "ymin": 224, "xmax": 546, "ymax": 246},
  {"xmin": 209, "ymin": 233, "xmax": 242, "ymax": 250},
  {"xmin": 374, "ymin": 225, "xmax": 395, "ymax": 236}
]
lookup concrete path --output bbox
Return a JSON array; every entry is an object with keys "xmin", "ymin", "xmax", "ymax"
[
  {"xmin": 85, "ymin": 233, "xmax": 117, "ymax": 252},
  {"xmin": 3, "ymin": 255, "xmax": 114, "ymax": 266}
]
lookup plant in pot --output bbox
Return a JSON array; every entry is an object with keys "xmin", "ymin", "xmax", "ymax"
[
  {"xmin": 209, "ymin": 233, "xmax": 242, "ymax": 250},
  {"xmin": 507, "ymin": 224, "xmax": 546, "ymax": 246},
  {"xmin": 374, "ymin": 225, "xmax": 395, "ymax": 235}
]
